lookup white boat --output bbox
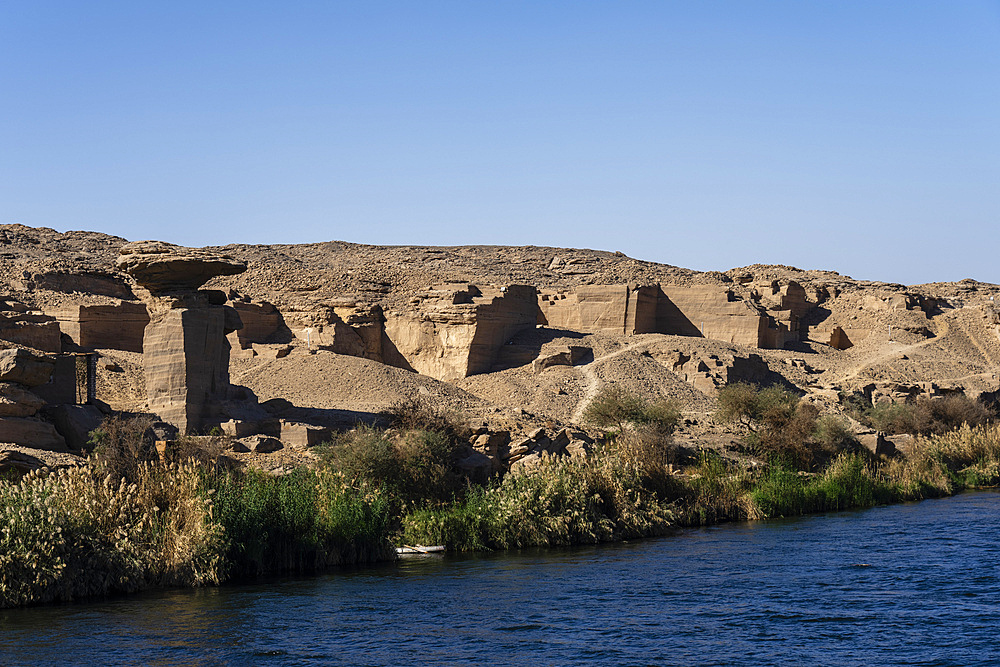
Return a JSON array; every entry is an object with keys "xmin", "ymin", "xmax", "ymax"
[{"xmin": 395, "ymin": 545, "xmax": 446, "ymax": 555}]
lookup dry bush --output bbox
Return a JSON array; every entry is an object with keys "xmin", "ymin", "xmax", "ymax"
[
  {"xmin": 388, "ymin": 399, "xmax": 472, "ymax": 440},
  {"xmin": 917, "ymin": 395, "xmax": 992, "ymax": 435},
  {"xmin": 323, "ymin": 426, "xmax": 467, "ymax": 508},
  {"xmin": 86, "ymin": 414, "xmax": 157, "ymax": 483},
  {"xmin": 864, "ymin": 395, "xmax": 991, "ymax": 436}
]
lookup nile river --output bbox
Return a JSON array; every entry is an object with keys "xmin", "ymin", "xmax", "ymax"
[{"xmin": 2, "ymin": 490, "xmax": 999, "ymax": 666}]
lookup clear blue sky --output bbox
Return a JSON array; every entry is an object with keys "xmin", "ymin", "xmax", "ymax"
[{"xmin": 2, "ymin": 2, "xmax": 998, "ymax": 285}]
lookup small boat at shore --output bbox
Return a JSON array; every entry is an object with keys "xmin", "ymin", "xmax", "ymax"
[{"xmin": 396, "ymin": 545, "xmax": 446, "ymax": 555}]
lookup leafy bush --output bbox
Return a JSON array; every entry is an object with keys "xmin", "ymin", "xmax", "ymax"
[
  {"xmin": 860, "ymin": 395, "xmax": 991, "ymax": 436},
  {"xmin": 583, "ymin": 386, "xmax": 680, "ymax": 435},
  {"xmin": 716, "ymin": 383, "xmax": 825, "ymax": 469},
  {"xmin": 321, "ymin": 426, "xmax": 467, "ymax": 508}
]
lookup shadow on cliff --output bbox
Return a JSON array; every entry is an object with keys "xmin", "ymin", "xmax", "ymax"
[
  {"xmin": 491, "ymin": 327, "xmax": 588, "ymax": 372},
  {"xmin": 263, "ymin": 401, "xmax": 391, "ymax": 431}
]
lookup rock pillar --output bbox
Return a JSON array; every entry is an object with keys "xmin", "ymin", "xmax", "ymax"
[{"xmin": 117, "ymin": 241, "xmax": 247, "ymax": 434}]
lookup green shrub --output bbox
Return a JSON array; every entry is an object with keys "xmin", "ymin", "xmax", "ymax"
[
  {"xmin": 749, "ymin": 455, "xmax": 894, "ymax": 518},
  {"xmin": 321, "ymin": 426, "xmax": 467, "ymax": 508},
  {"xmin": 866, "ymin": 401, "xmax": 923, "ymax": 435},
  {"xmin": 583, "ymin": 386, "xmax": 680, "ymax": 435},
  {"xmin": 402, "ymin": 442, "xmax": 677, "ymax": 550},
  {"xmin": 207, "ymin": 467, "xmax": 392, "ymax": 577}
]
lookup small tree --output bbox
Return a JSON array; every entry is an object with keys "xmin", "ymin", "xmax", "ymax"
[
  {"xmin": 583, "ymin": 386, "xmax": 680, "ymax": 435},
  {"xmin": 715, "ymin": 382, "xmax": 799, "ymax": 432}
]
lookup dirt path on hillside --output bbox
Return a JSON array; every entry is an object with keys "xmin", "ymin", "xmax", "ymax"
[
  {"xmin": 570, "ymin": 342, "xmax": 650, "ymax": 424},
  {"xmin": 830, "ymin": 316, "xmax": 952, "ymax": 385}
]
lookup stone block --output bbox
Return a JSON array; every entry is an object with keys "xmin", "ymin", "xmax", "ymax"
[
  {"xmin": 144, "ymin": 308, "xmax": 232, "ymax": 434},
  {"xmin": 279, "ymin": 420, "xmax": 332, "ymax": 449},
  {"xmin": 0, "ymin": 348, "xmax": 55, "ymax": 386},
  {"xmin": 0, "ymin": 417, "xmax": 67, "ymax": 451},
  {"xmin": 0, "ymin": 383, "xmax": 44, "ymax": 417},
  {"xmin": 221, "ymin": 419, "xmax": 259, "ymax": 438}
]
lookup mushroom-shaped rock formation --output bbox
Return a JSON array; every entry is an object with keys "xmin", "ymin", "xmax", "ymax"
[
  {"xmin": 116, "ymin": 241, "xmax": 251, "ymax": 433},
  {"xmin": 117, "ymin": 240, "xmax": 246, "ymax": 294}
]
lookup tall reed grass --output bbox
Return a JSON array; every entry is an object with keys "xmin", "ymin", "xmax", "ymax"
[{"xmin": 0, "ymin": 459, "xmax": 394, "ymax": 608}]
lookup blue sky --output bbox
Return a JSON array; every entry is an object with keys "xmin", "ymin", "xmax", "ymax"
[{"xmin": 2, "ymin": 2, "xmax": 998, "ymax": 285}]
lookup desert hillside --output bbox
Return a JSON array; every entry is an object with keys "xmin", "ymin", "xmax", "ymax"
[{"xmin": 2, "ymin": 223, "xmax": 999, "ymax": 471}]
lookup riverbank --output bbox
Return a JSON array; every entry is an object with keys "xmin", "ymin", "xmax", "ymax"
[{"xmin": 2, "ymin": 419, "xmax": 1000, "ymax": 608}]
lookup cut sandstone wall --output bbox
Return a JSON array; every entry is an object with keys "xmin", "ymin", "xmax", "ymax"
[
  {"xmin": 539, "ymin": 283, "xmax": 784, "ymax": 348},
  {"xmin": 51, "ymin": 302, "xmax": 149, "ymax": 352},
  {"xmin": 143, "ymin": 307, "xmax": 237, "ymax": 434},
  {"xmin": 383, "ymin": 285, "xmax": 537, "ymax": 381}
]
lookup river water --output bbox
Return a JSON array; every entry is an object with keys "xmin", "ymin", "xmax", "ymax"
[{"xmin": 2, "ymin": 490, "xmax": 999, "ymax": 666}]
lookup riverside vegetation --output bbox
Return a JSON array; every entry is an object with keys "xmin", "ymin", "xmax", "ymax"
[{"xmin": 3, "ymin": 387, "xmax": 1000, "ymax": 608}]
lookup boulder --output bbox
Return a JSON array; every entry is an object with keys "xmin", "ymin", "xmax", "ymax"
[
  {"xmin": 239, "ymin": 434, "xmax": 284, "ymax": 453},
  {"xmin": 0, "ymin": 383, "xmax": 44, "ymax": 417},
  {"xmin": 875, "ymin": 433, "xmax": 897, "ymax": 457},
  {"xmin": 456, "ymin": 448, "xmax": 495, "ymax": 478},
  {"xmin": 508, "ymin": 451, "xmax": 543, "ymax": 473},
  {"xmin": 45, "ymin": 404, "xmax": 104, "ymax": 450},
  {"xmin": 0, "ymin": 449, "xmax": 45, "ymax": 479},
  {"xmin": 279, "ymin": 420, "xmax": 332, "ymax": 449},
  {"xmin": 0, "ymin": 418, "xmax": 67, "ymax": 451},
  {"xmin": 117, "ymin": 241, "xmax": 246, "ymax": 293},
  {"xmin": 0, "ymin": 348, "xmax": 55, "ymax": 386}
]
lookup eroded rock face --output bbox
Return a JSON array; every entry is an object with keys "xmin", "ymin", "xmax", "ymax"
[
  {"xmin": 118, "ymin": 242, "xmax": 248, "ymax": 433},
  {"xmin": 383, "ymin": 284, "xmax": 538, "ymax": 382},
  {"xmin": 0, "ymin": 383, "xmax": 44, "ymax": 417},
  {"xmin": 539, "ymin": 283, "xmax": 783, "ymax": 348},
  {"xmin": 0, "ymin": 348, "xmax": 55, "ymax": 386},
  {"xmin": 50, "ymin": 302, "xmax": 150, "ymax": 353},
  {"xmin": 117, "ymin": 241, "xmax": 246, "ymax": 294}
]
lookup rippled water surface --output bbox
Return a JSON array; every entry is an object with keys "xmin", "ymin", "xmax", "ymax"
[{"xmin": 3, "ymin": 491, "xmax": 999, "ymax": 666}]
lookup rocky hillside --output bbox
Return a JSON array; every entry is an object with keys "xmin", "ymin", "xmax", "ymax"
[{"xmin": 2, "ymin": 223, "xmax": 999, "ymax": 474}]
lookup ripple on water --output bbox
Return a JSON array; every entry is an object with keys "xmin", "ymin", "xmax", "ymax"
[{"xmin": 2, "ymin": 491, "xmax": 1000, "ymax": 666}]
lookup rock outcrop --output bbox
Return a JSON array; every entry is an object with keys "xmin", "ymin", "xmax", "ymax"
[
  {"xmin": 117, "ymin": 241, "xmax": 246, "ymax": 294},
  {"xmin": 119, "ymin": 242, "xmax": 248, "ymax": 433},
  {"xmin": 0, "ymin": 348, "xmax": 55, "ymax": 386},
  {"xmin": 539, "ymin": 283, "xmax": 787, "ymax": 348},
  {"xmin": 383, "ymin": 284, "xmax": 538, "ymax": 381}
]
